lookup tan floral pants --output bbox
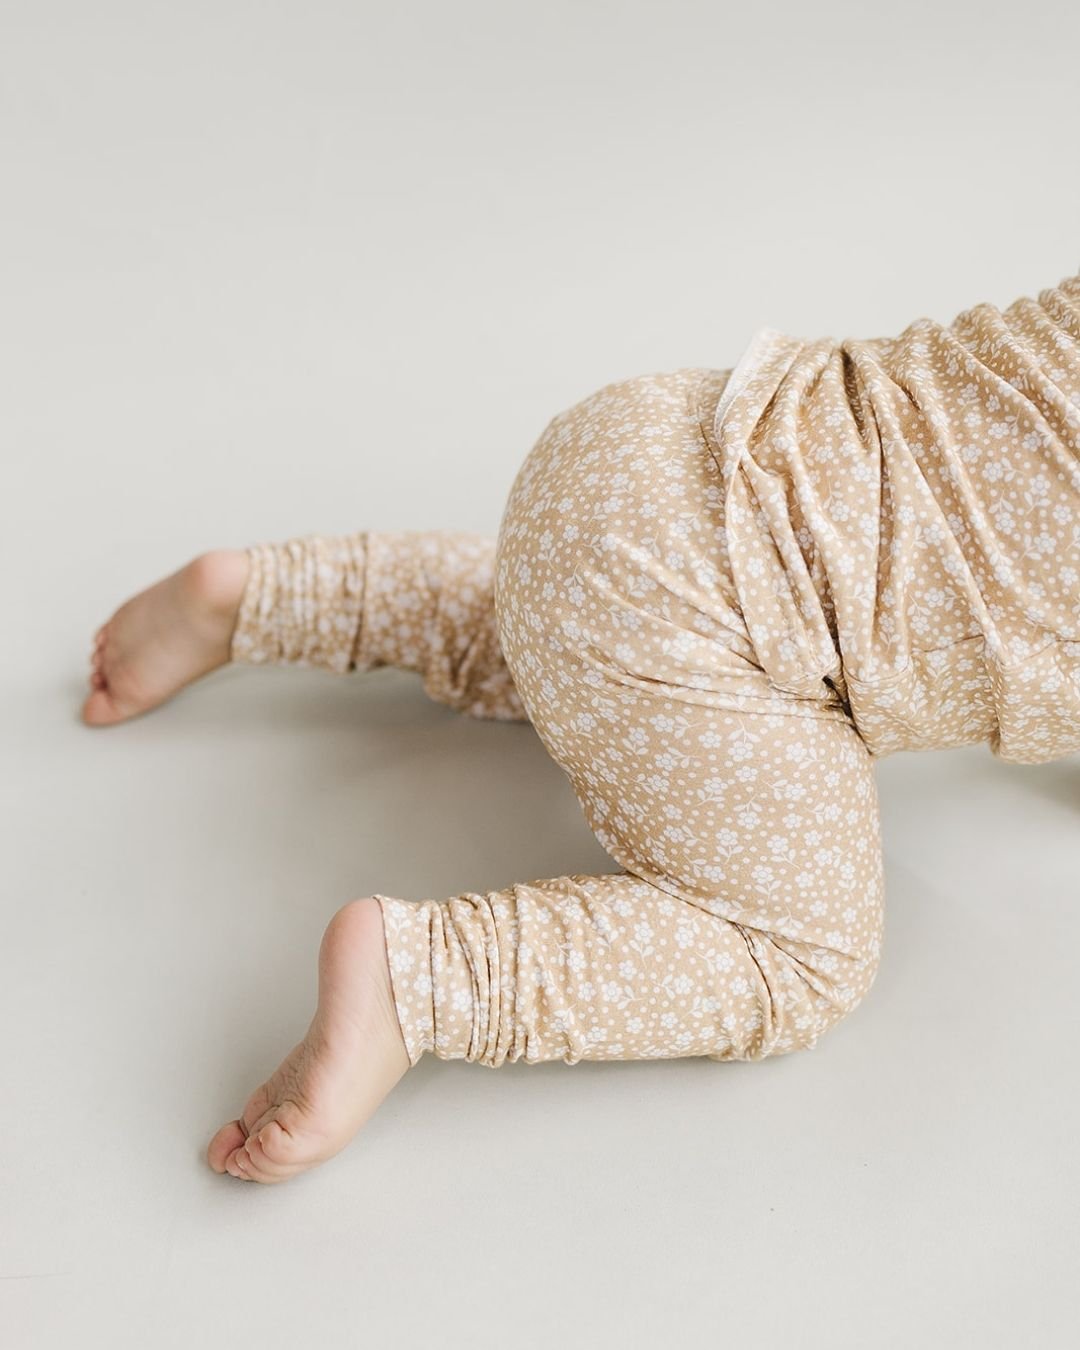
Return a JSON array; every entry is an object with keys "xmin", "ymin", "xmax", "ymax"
[{"xmin": 230, "ymin": 268, "xmax": 1080, "ymax": 1069}]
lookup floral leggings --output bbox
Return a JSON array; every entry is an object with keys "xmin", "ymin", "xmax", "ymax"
[{"xmin": 230, "ymin": 269, "xmax": 1080, "ymax": 1070}]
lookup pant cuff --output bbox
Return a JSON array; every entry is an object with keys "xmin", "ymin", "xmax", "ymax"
[
  {"xmin": 374, "ymin": 892, "xmax": 519, "ymax": 1067},
  {"xmin": 229, "ymin": 536, "xmax": 367, "ymax": 671},
  {"xmin": 373, "ymin": 895, "xmax": 436, "ymax": 1068}
]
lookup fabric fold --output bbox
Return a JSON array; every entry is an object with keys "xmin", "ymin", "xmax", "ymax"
[
  {"xmin": 229, "ymin": 535, "xmax": 368, "ymax": 671},
  {"xmin": 705, "ymin": 269, "xmax": 1080, "ymax": 761}
]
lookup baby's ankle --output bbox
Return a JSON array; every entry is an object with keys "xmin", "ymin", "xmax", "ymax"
[{"xmin": 182, "ymin": 549, "xmax": 250, "ymax": 625}]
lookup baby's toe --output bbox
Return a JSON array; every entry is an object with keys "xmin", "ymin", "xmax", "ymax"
[
  {"xmin": 220, "ymin": 1135, "xmax": 296, "ymax": 1185},
  {"xmin": 81, "ymin": 687, "xmax": 127, "ymax": 726},
  {"xmin": 206, "ymin": 1118, "xmax": 248, "ymax": 1173},
  {"xmin": 225, "ymin": 1150, "xmax": 254, "ymax": 1181},
  {"xmin": 233, "ymin": 1130, "xmax": 301, "ymax": 1184},
  {"xmin": 252, "ymin": 1114, "xmax": 315, "ymax": 1170}
]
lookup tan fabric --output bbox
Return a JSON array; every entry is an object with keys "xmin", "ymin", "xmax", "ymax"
[
  {"xmin": 230, "ymin": 268, "xmax": 1080, "ymax": 1069},
  {"xmin": 708, "ymin": 270, "xmax": 1080, "ymax": 761}
]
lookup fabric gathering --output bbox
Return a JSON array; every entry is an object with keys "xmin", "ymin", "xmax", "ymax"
[{"xmin": 229, "ymin": 268, "xmax": 1080, "ymax": 1071}]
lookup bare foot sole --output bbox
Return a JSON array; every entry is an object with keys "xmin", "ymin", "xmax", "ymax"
[
  {"xmin": 206, "ymin": 897, "xmax": 412, "ymax": 1185},
  {"xmin": 83, "ymin": 548, "xmax": 251, "ymax": 726}
]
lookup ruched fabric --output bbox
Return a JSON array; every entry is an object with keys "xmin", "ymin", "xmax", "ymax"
[
  {"xmin": 229, "ymin": 267, "xmax": 1079, "ymax": 1069},
  {"xmin": 705, "ymin": 269, "xmax": 1080, "ymax": 762}
]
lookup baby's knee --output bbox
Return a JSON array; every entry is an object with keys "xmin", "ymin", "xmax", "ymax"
[
  {"xmin": 714, "ymin": 902, "xmax": 885, "ymax": 1064},
  {"xmin": 806, "ymin": 924, "xmax": 885, "ymax": 1046}
]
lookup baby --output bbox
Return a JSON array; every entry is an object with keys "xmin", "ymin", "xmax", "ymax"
[{"xmin": 84, "ymin": 268, "xmax": 1080, "ymax": 1186}]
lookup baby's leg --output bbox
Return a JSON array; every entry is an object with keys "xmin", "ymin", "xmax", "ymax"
[
  {"xmin": 206, "ymin": 370, "xmax": 886, "ymax": 1186},
  {"xmin": 207, "ymin": 701, "xmax": 884, "ymax": 1185},
  {"xmin": 83, "ymin": 529, "xmax": 527, "ymax": 725},
  {"xmin": 376, "ymin": 703, "xmax": 885, "ymax": 1070},
  {"xmin": 231, "ymin": 530, "xmax": 527, "ymax": 720}
]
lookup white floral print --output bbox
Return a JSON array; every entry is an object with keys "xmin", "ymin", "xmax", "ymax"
[
  {"xmin": 708, "ymin": 270, "xmax": 1080, "ymax": 760},
  {"xmin": 230, "ymin": 268, "xmax": 1080, "ymax": 1070}
]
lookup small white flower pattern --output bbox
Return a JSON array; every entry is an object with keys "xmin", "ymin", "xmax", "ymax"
[
  {"xmin": 230, "ymin": 269, "xmax": 1080, "ymax": 1070},
  {"xmin": 709, "ymin": 269, "xmax": 1080, "ymax": 762}
]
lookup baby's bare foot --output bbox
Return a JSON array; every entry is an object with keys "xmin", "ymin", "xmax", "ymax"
[
  {"xmin": 83, "ymin": 548, "xmax": 250, "ymax": 726},
  {"xmin": 206, "ymin": 897, "xmax": 412, "ymax": 1185}
]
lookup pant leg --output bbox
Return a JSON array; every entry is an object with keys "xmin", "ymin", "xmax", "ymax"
[
  {"xmin": 376, "ymin": 704, "xmax": 883, "ymax": 1069},
  {"xmin": 229, "ymin": 529, "xmax": 527, "ymax": 722},
  {"xmin": 377, "ymin": 369, "xmax": 886, "ymax": 1068}
]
